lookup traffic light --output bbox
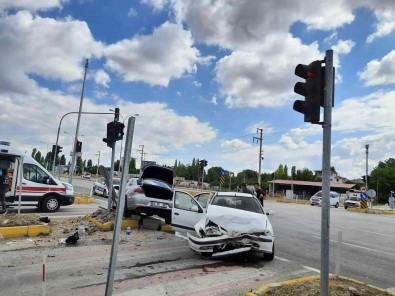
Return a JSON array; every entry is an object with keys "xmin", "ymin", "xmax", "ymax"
[
  {"xmin": 114, "ymin": 107, "xmax": 120, "ymax": 122},
  {"xmin": 203, "ymin": 159, "xmax": 208, "ymax": 167},
  {"xmin": 103, "ymin": 121, "xmax": 116, "ymax": 148},
  {"xmin": 293, "ymin": 60, "xmax": 324, "ymax": 124},
  {"xmin": 114, "ymin": 122, "xmax": 125, "ymax": 141},
  {"xmin": 57, "ymin": 145, "xmax": 62, "ymax": 154},
  {"xmin": 361, "ymin": 175, "xmax": 371, "ymax": 184},
  {"xmin": 75, "ymin": 141, "xmax": 82, "ymax": 153},
  {"xmin": 52, "ymin": 145, "xmax": 62, "ymax": 159}
]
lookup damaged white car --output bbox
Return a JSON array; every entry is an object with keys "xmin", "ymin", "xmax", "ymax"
[{"xmin": 171, "ymin": 191, "xmax": 275, "ymax": 260}]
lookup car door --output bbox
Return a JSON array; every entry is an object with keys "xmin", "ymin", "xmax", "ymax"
[
  {"xmin": 194, "ymin": 192, "xmax": 212, "ymax": 209},
  {"xmin": 171, "ymin": 190, "xmax": 205, "ymax": 233}
]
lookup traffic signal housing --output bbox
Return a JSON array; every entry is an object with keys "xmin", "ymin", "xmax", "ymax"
[
  {"xmin": 103, "ymin": 121, "xmax": 116, "ymax": 148},
  {"xmin": 75, "ymin": 141, "xmax": 82, "ymax": 153},
  {"xmin": 293, "ymin": 60, "xmax": 324, "ymax": 124},
  {"xmin": 114, "ymin": 122, "xmax": 125, "ymax": 141}
]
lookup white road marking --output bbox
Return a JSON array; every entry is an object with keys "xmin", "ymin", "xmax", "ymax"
[
  {"xmin": 275, "ymin": 256, "xmax": 290, "ymax": 262},
  {"xmin": 302, "ymin": 266, "xmax": 320, "ymax": 273},
  {"xmin": 364, "ymin": 230, "xmax": 395, "ymax": 238},
  {"xmin": 313, "ymin": 236, "xmax": 395, "ymax": 257}
]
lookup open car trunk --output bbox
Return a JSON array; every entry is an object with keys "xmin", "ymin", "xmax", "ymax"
[{"xmin": 142, "ymin": 179, "xmax": 173, "ymax": 200}]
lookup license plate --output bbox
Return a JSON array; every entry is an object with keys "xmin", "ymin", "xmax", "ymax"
[{"xmin": 150, "ymin": 202, "xmax": 167, "ymax": 208}]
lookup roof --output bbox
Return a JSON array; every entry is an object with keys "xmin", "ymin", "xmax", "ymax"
[{"xmin": 269, "ymin": 179, "xmax": 355, "ymax": 189}]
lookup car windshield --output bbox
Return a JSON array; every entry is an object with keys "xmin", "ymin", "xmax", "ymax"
[
  {"xmin": 211, "ymin": 195, "xmax": 263, "ymax": 214},
  {"xmin": 348, "ymin": 196, "xmax": 360, "ymax": 201},
  {"xmin": 314, "ymin": 192, "xmax": 322, "ymax": 197},
  {"xmin": 113, "ymin": 178, "xmax": 121, "ymax": 185}
]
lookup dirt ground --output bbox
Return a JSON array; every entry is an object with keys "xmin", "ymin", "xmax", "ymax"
[
  {"xmin": 261, "ymin": 277, "xmax": 393, "ymax": 296},
  {"xmin": 0, "ymin": 209, "xmax": 147, "ymax": 249}
]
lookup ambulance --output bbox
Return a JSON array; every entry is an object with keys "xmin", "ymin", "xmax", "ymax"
[{"xmin": 0, "ymin": 141, "xmax": 74, "ymax": 212}]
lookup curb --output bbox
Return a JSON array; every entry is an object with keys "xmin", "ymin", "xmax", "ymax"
[
  {"xmin": 347, "ymin": 208, "xmax": 395, "ymax": 215},
  {"xmin": 245, "ymin": 275, "xmax": 395, "ymax": 296},
  {"xmin": 0, "ymin": 225, "xmax": 51, "ymax": 239},
  {"xmin": 275, "ymin": 198, "xmax": 310, "ymax": 205},
  {"xmin": 160, "ymin": 225, "xmax": 174, "ymax": 233},
  {"xmin": 74, "ymin": 197, "xmax": 96, "ymax": 204},
  {"xmin": 87, "ymin": 217, "xmax": 139, "ymax": 231}
]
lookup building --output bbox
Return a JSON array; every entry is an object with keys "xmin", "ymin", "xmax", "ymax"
[{"xmin": 314, "ymin": 170, "xmax": 348, "ymax": 184}]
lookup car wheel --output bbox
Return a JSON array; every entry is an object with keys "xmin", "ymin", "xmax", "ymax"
[
  {"xmin": 41, "ymin": 195, "xmax": 60, "ymax": 212},
  {"xmin": 102, "ymin": 190, "xmax": 107, "ymax": 197},
  {"xmin": 164, "ymin": 217, "xmax": 171, "ymax": 225},
  {"xmin": 92, "ymin": 187, "xmax": 96, "ymax": 195},
  {"xmin": 335, "ymin": 202, "xmax": 339, "ymax": 208},
  {"xmin": 263, "ymin": 243, "xmax": 275, "ymax": 261}
]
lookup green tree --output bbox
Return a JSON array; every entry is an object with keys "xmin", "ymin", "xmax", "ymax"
[
  {"xmin": 31, "ymin": 148, "xmax": 37, "ymax": 158},
  {"xmin": 370, "ymin": 158, "xmax": 395, "ymax": 203},
  {"xmin": 87, "ymin": 159, "xmax": 93, "ymax": 167}
]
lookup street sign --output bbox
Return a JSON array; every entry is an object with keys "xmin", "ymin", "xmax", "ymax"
[{"xmin": 367, "ymin": 189, "xmax": 376, "ymax": 198}]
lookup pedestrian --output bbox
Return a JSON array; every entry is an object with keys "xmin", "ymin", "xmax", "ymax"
[
  {"xmin": 0, "ymin": 169, "xmax": 9, "ymax": 214},
  {"xmin": 240, "ymin": 183, "xmax": 253, "ymax": 194},
  {"xmin": 254, "ymin": 183, "xmax": 265, "ymax": 206}
]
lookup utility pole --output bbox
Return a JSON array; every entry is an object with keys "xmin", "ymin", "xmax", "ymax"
[
  {"xmin": 365, "ymin": 144, "xmax": 369, "ymax": 189},
  {"xmin": 68, "ymin": 59, "xmax": 89, "ymax": 185},
  {"xmin": 96, "ymin": 151, "xmax": 100, "ymax": 176},
  {"xmin": 253, "ymin": 128, "xmax": 263, "ymax": 186},
  {"xmin": 138, "ymin": 145, "xmax": 144, "ymax": 172}
]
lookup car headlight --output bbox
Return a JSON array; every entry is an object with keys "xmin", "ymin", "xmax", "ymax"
[{"xmin": 205, "ymin": 225, "xmax": 222, "ymax": 237}]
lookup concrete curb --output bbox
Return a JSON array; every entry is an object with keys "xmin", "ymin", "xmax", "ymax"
[
  {"xmin": 275, "ymin": 198, "xmax": 310, "ymax": 205},
  {"xmin": 245, "ymin": 274, "xmax": 395, "ymax": 296},
  {"xmin": 87, "ymin": 217, "xmax": 139, "ymax": 231},
  {"xmin": 160, "ymin": 225, "xmax": 174, "ymax": 233},
  {"xmin": 74, "ymin": 197, "xmax": 96, "ymax": 204},
  {"xmin": 0, "ymin": 225, "xmax": 51, "ymax": 239},
  {"xmin": 347, "ymin": 208, "xmax": 395, "ymax": 215}
]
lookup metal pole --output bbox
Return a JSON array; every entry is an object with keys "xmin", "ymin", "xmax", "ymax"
[
  {"xmin": 365, "ymin": 144, "xmax": 369, "ymax": 189},
  {"xmin": 52, "ymin": 111, "xmax": 114, "ymax": 174},
  {"xmin": 229, "ymin": 173, "xmax": 232, "ymax": 191},
  {"xmin": 105, "ymin": 117, "xmax": 135, "ymax": 296},
  {"xmin": 253, "ymin": 128, "xmax": 263, "ymax": 186},
  {"xmin": 321, "ymin": 49, "xmax": 334, "ymax": 296},
  {"xmin": 68, "ymin": 59, "xmax": 89, "ymax": 185},
  {"xmin": 107, "ymin": 143, "xmax": 116, "ymax": 214}
]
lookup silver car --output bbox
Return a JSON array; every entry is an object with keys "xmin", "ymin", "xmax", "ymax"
[{"xmin": 125, "ymin": 165, "xmax": 175, "ymax": 224}]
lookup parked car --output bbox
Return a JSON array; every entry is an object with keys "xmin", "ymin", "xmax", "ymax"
[
  {"xmin": 344, "ymin": 194, "xmax": 360, "ymax": 209},
  {"xmin": 125, "ymin": 165, "xmax": 175, "ymax": 223},
  {"xmin": 171, "ymin": 191, "xmax": 275, "ymax": 260},
  {"xmin": 92, "ymin": 177, "xmax": 120, "ymax": 197},
  {"xmin": 82, "ymin": 172, "xmax": 91, "ymax": 179},
  {"xmin": 310, "ymin": 191, "xmax": 340, "ymax": 208}
]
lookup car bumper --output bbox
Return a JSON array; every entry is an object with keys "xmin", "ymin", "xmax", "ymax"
[
  {"xmin": 186, "ymin": 232, "xmax": 274, "ymax": 256},
  {"xmin": 61, "ymin": 195, "xmax": 75, "ymax": 206},
  {"xmin": 126, "ymin": 195, "xmax": 172, "ymax": 218}
]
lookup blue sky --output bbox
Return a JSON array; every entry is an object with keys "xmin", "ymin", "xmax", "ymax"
[{"xmin": 1, "ymin": 0, "xmax": 395, "ymax": 180}]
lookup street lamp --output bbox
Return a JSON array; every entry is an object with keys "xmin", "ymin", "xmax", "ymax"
[{"xmin": 108, "ymin": 110, "xmax": 139, "ymax": 174}]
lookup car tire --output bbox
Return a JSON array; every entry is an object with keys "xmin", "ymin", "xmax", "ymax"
[
  {"xmin": 164, "ymin": 217, "xmax": 171, "ymax": 225},
  {"xmin": 41, "ymin": 195, "xmax": 61, "ymax": 212},
  {"xmin": 335, "ymin": 202, "xmax": 339, "ymax": 208},
  {"xmin": 92, "ymin": 187, "xmax": 96, "ymax": 196},
  {"xmin": 102, "ymin": 190, "xmax": 107, "ymax": 197},
  {"xmin": 263, "ymin": 243, "xmax": 275, "ymax": 261}
]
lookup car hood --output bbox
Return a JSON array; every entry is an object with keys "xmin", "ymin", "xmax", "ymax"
[
  {"xmin": 141, "ymin": 165, "xmax": 174, "ymax": 185},
  {"xmin": 194, "ymin": 205, "xmax": 271, "ymax": 237}
]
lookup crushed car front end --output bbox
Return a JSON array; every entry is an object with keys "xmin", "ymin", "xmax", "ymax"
[{"xmin": 187, "ymin": 205, "xmax": 274, "ymax": 258}]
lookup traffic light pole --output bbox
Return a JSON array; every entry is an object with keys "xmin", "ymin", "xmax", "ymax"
[
  {"xmin": 320, "ymin": 49, "xmax": 334, "ymax": 296},
  {"xmin": 107, "ymin": 142, "xmax": 116, "ymax": 214},
  {"xmin": 105, "ymin": 116, "xmax": 135, "ymax": 296}
]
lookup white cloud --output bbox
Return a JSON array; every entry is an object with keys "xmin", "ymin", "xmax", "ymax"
[
  {"xmin": 366, "ymin": 8, "xmax": 395, "ymax": 43},
  {"xmin": 141, "ymin": 0, "xmax": 170, "ymax": 11},
  {"xmin": 127, "ymin": 8, "xmax": 138, "ymax": 17},
  {"xmin": 104, "ymin": 22, "xmax": 201, "ymax": 87},
  {"xmin": 246, "ymin": 121, "xmax": 274, "ymax": 135},
  {"xmin": 0, "ymin": 11, "xmax": 103, "ymax": 94},
  {"xmin": 210, "ymin": 96, "xmax": 217, "ymax": 105},
  {"xmin": 94, "ymin": 70, "xmax": 111, "ymax": 88},
  {"xmin": 358, "ymin": 50, "xmax": 395, "ymax": 86},
  {"xmin": 193, "ymin": 80, "xmax": 202, "ymax": 87},
  {"xmin": 0, "ymin": 0, "xmax": 66, "ymax": 13},
  {"xmin": 220, "ymin": 139, "xmax": 251, "ymax": 149},
  {"xmin": 216, "ymin": 33, "xmax": 322, "ymax": 108}
]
